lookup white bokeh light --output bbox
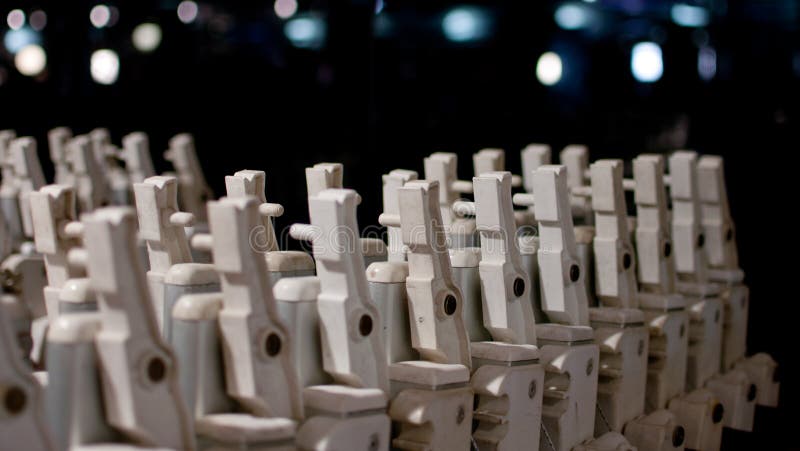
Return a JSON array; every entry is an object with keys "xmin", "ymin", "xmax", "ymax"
[
  {"xmin": 536, "ymin": 52, "xmax": 563, "ymax": 86},
  {"xmin": 274, "ymin": 0, "xmax": 298, "ymax": 19},
  {"xmin": 90, "ymin": 5, "xmax": 111, "ymax": 28},
  {"xmin": 15, "ymin": 44, "xmax": 46, "ymax": 76},
  {"xmin": 132, "ymin": 23, "xmax": 162, "ymax": 53},
  {"xmin": 7, "ymin": 9, "xmax": 25, "ymax": 30},
  {"xmin": 631, "ymin": 42, "xmax": 663, "ymax": 83},
  {"xmin": 90, "ymin": 49, "xmax": 120, "ymax": 85},
  {"xmin": 177, "ymin": 1, "xmax": 199, "ymax": 24}
]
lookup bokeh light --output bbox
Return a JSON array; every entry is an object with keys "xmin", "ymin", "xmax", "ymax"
[
  {"xmin": 698, "ymin": 46, "xmax": 717, "ymax": 81},
  {"xmin": 671, "ymin": 4, "xmax": 710, "ymax": 28},
  {"xmin": 90, "ymin": 5, "xmax": 111, "ymax": 28},
  {"xmin": 274, "ymin": 0, "xmax": 298, "ymax": 20},
  {"xmin": 6, "ymin": 9, "xmax": 25, "ymax": 31},
  {"xmin": 442, "ymin": 7, "xmax": 491, "ymax": 43},
  {"xmin": 554, "ymin": 3, "xmax": 593, "ymax": 30},
  {"xmin": 177, "ymin": 1, "xmax": 199, "ymax": 24},
  {"xmin": 90, "ymin": 49, "xmax": 120, "ymax": 85},
  {"xmin": 536, "ymin": 52, "xmax": 563, "ymax": 86},
  {"xmin": 631, "ymin": 42, "xmax": 663, "ymax": 83},
  {"xmin": 29, "ymin": 10, "xmax": 47, "ymax": 31},
  {"xmin": 15, "ymin": 44, "xmax": 46, "ymax": 76},
  {"xmin": 284, "ymin": 15, "xmax": 327, "ymax": 49},
  {"xmin": 4, "ymin": 28, "xmax": 41, "ymax": 54},
  {"xmin": 132, "ymin": 23, "xmax": 162, "ymax": 53}
]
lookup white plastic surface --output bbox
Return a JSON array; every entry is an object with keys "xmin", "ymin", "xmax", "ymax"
[
  {"xmin": 559, "ymin": 145, "xmax": 592, "ymax": 223},
  {"xmin": 697, "ymin": 155, "xmax": 738, "ymax": 271},
  {"xmin": 293, "ymin": 188, "xmax": 389, "ymax": 391},
  {"xmin": 164, "ymin": 133, "xmax": 213, "ymax": 222},
  {"xmin": 48, "ymin": 127, "xmax": 74, "ymax": 187},
  {"xmin": 121, "ymin": 132, "xmax": 156, "ymax": 184},
  {"xmin": 590, "ymin": 160, "xmax": 639, "ymax": 308},
  {"xmin": 225, "ymin": 169, "xmax": 281, "ymax": 253},
  {"xmin": 533, "ymin": 165, "xmax": 590, "ymax": 326},
  {"xmin": 381, "ymin": 169, "xmax": 418, "ymax": 262},
  {"xmin": 633, "ymin": 155, "xmax": 677, "ymax": 295},
  {"xmin": 668, "ymin": 151, "xmax": 708, "ymax": 284},
  {"xmin": 473, "ymin": 148, "xmax": 522, "ymax": 187},
  {"xmin": 30, "ymin": 185, "xmax": 86, "ymax": 322},
  {"xmin": 473, "ymin": 171, "xmax": 537, "ymax": 344},
  {"xmin": 0, "ymin": 298, "xmax": 54, "ymax": 450},
  {"xmin": 134, "ymin": 176, "xmax": 194, "ymax": 331},
  {"xmin": 10, "ymin": 137, "xmax": 46, "ymax": 238},
  {"xmin": 82, "ymin": 207, "xmax": 196, "ymax": 450},
  {"xmin": 521, "ymin": 143, "xmax": 552, "ymax": 195},
  {"xmin": 207, "ymin": 196, "xmax": 304, "ymax": 419},
  {"xmin": 67, "ymin": 135, "xmax": 109, "ymax": 212},
  {"xmin": 423, "ymin": 152, "xmax": 473, "ymax": 226},
  {"xmin": 305, "ymin": 163, "xmax": 343, "ymax": 198},
  {"xmin": 398, "ymin": 180, "xmax": 472, "ymax": 367}
]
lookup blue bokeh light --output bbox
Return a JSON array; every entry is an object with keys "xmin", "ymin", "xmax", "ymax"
[
  {"xmin": 442, "ymin": 7, "xmax": 491, "ymax": 42},
  {"xmin": 4, "ymin": 27, "xmax": 41, "ymax": 54},
  {"xmin": 671, "ymin": 4, "xmax": 710, "ymax": 28},
  {"xmin": 554, "ymin": 3, "xmax": 593, "ymax": 30},
  {"xmin": 284, "ymin": 15, "xmax": 327, "ymax": 49}
]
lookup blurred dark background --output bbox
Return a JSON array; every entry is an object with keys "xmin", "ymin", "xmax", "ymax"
[{"xmin": 0, "ymin": 0, "xmax": 797, "ymax": 448}]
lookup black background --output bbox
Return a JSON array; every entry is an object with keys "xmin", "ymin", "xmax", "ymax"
[{"xmin": 0, "ymin": 1, "xmax": 797, "ymax": 448}]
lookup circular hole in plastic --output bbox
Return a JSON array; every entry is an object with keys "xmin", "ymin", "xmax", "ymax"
[
  {"xmin": 672, "ymin": 426, "xmax": 685, "ymax": 447},
  {"xmin": 147, "ymin": 357, "xmax": 167, "ymax": 383},
  {"xmin": 513, "ymin": 277, "xmax": 525, "ymax": 297},
  {"xmin": 569, "ymin": 264, "xmax": 580, "ymax": 282},
  {"xmin": 3, "ymin": 387, "xmax": 26, "ymax": 415},
  {"xmin": 358, "ymin": 315, "xmax": 373, "ymax": 337},
  {"xmin": 696, "ymin": 233, "xmax": 705, "ymax": 248},
  {"xmin": 265, "ymin": 333, "xmax": 282, "ymax": 356},
  {"xmin": 622, "ymin": 253, "xmax": 632, "ymax": 270},
  {"xmin": 444, "ymin": 294, "xmax": 458, "ymax": 316},
  {"xmin": 747, "ymin": 384, "xmax": 757, "ymax": 402},
  {"xmin": 712, "ymin": 403, "xmax": 724, "ymax": 424}
]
